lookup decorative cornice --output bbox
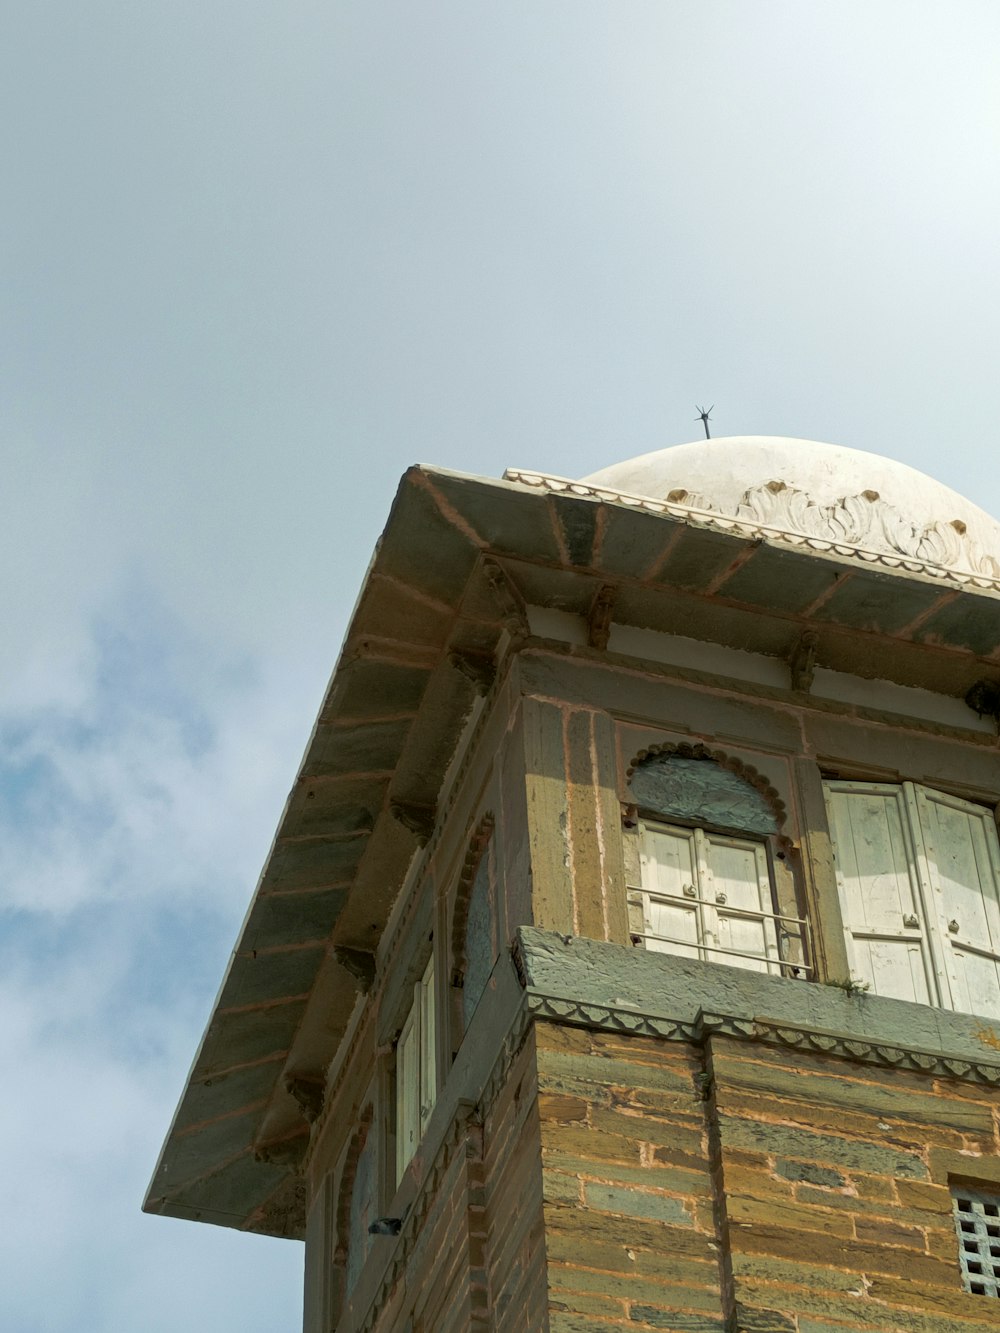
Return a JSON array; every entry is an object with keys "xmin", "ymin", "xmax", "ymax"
[
  {"xmin": 505, "ymin": 469, "xmax": 1000, "ymax": 593},
  {"xmin": 522, "ymin": 989, "xmax": 1000, "ymax": 1086},
  {"xmin": 525, "ymin": 991, "xmax": 697, "ymax": 1043}
]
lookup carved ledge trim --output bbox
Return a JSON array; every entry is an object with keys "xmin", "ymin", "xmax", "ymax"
[
  {"xmin": 695, "ymin": 1011, "xmax": 1000, "ymax": 1086},
  {"xmin": 505, "ymin": 470, "xmax": 1000, "ymax": 593},
  {"xmin": 525, "ymin": 991, "xmax": 698, "ymax": 1043},
  {"xmin": 521, "ymin": 988, "xmax": 1000, "ymax": 1086}
]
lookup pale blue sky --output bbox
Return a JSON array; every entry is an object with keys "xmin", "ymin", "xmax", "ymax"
[{"xmin": 4, "ymin": 3, "xmax": 1000, "ymax": 1329}]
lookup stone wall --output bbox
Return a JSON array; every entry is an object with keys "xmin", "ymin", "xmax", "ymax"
[
  {"xmin": 708, "ymin": 1035, "xmax": 1000, "ymax": 1332},
  {"xmin": 483, "ymin": 1034, "xmax": 548, "ymax": 1331},
  {"xmin": 533, "ymin": 1014, "xmax": 1000, "ymax": 1332},
  {"xmin": 537, "ymin": 1021, "xmax": 726, "ymax": 1332}
]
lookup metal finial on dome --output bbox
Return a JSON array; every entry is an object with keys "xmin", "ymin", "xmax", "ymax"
[{"xmin": 695, "ymin": 405, "xmax": 713, "ymax": 440}]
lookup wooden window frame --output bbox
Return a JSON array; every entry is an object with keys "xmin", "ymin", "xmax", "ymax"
[
  {"xmin": 630, "ymin": 815, "xmax": 811, "ymax": 978},
  {"xmin": 823, "ymin": 778, "xmax": 1000, "ymax": 1018},
  {"xmin": 393, "ymin": 951, "xmax": 438, "ymax": 1184}
]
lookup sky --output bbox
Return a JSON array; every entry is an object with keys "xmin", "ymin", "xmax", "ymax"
[{"xmin": 3, "ymin": 3, "xmax": 1000, "ymax": 1330}]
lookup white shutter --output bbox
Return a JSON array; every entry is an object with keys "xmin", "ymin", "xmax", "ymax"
[
  {"xmin": 639, "ymin": 825, "xmax": 701, "ymax": 958},
  {"xmin": 702, "ymin": 831, "xmax": 781, "ymax": 975},
  {"xmin": 639, "ymin": 822, "xmax": 781, "ymax": 974},
  {"xmin": 823, "ymin": 781, "xmax": 940, "ymax": 1005},
  {"xmin": 395, "ymin": 1009, "xmax": 419, "ymax": 1180},
  {"xmin": 418, "ymin": 954, "xmax": 437, "ymax": 1132},
  {"xmin": 913, "ymin": 786, "xmax": 1000, "ymax": 1021}
]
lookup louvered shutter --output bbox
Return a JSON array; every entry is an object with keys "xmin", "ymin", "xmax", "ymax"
[
  {"xmin": 914, "ymin": 786, "xmax": 1000, "ymax": 1021},
  {"xmin": 823, "ymin": 781, "xmax": 940, "ymax": 1004}
]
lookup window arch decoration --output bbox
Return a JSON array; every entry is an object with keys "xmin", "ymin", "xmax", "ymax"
[
  {"xmin": 449, "ymin": 814, "xmax": 497, "ymax": 1034},
  {"xmin": 625, "ymin": 744, "xmax": 807, "ymax": 977},
  {"xmin": 335, "ymin": 1103, "xmax": 375, "ymax": 1296},
  {"xmin": 627, "ymin": 742, "xmax": 786, "ymax": 838}
]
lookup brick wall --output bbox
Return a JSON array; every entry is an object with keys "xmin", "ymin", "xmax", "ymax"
[
  {"xmin": 484, "ymin": 1034, "xmax": 548, "ymax": 1331},
  {"xmin": 533, "ymin": 1020, "xmax": 1000, "ymax": 1333},
  {"xmin": 537, "ymin": 1021, "xmax": 726, "ymax": 1332},
  {"xmin": 708, "ymin": 1035, "xmax": 1000, "ymax": 1332}
]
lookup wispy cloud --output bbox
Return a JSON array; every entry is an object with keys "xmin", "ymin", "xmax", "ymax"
[{"xmin": 0, "ymin": 584, "xmax": 305, "ymax": 1328}]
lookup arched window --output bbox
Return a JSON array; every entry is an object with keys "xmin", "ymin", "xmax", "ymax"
[
  {"xmin": 335, "ymin": 1104, "xmax": 376, "ymax": 1298},
  {"xmin": 450, "ymin": 816, "xmax": 497, "ymax": 1041},
  {"xmin": 627, "ymin": 747, "xmax": 807, "ymax": 977}
]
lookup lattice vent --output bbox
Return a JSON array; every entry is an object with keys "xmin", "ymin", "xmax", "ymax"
[{"xmin": 953, "ymin": 1187, "xmax": 1000, "ymax": 1298}]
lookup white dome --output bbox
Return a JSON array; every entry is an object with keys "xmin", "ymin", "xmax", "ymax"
[{"xmin": 580, "ymin": 437, "xmax": 1000, "ymax": 582}]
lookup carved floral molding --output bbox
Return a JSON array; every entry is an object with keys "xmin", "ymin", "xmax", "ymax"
[{"xmin": 505, "ymin": 470, "xmax": 1000, "ymax": 591}]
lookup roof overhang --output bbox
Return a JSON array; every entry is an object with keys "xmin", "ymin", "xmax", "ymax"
[{"xmin": 144, "ymin": 463, "xmax": 1000, "ymax": 1237}]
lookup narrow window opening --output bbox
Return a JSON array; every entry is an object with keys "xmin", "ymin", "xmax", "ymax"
[{"xmin": 394, "ymin": 951, "xmax": 437, "ymax": 1184}]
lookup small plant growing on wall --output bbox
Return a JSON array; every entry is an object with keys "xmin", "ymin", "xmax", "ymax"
[{"xmin": 823, "ymin": 976, "xmax": 870, "ymax": 997}]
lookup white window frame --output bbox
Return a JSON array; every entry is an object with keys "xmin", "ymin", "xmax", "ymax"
[
  {"xmin": 630, "ymin": 818, "xmax": 809, "ymax": 977},
  {"xmin": 394, "ymin": 952, "xmax": 437, "ymax": 1183},
  {"xmin": 824, "ymin": 779, "xmax": 1000, "ymax": 1018}
]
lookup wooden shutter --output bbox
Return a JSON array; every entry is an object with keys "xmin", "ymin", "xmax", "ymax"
[
  {"xmin": 913, "ymin": 785, "xmax": 1000, "ymax": 1021},
  {"xmin": 823, "ymin": 781, "xmax": 940, "ymax": 1005},
  {"xmin": 418, "ymin": 954, "xmax": 437, "ymax": 1132},
  {"xmin": 638, "ymin": 824, "xmax": 701, "ymax": 958},
  {"xmin": 702, "ymin": 831, "xmax": 781, "ymax": 975},
  {"xmin": 639, "ymin": 822, "xmax": 781, "ymax": 973},
  {"xmin": 395, "ymin": 1008, "xmax": 419, "ymax": 1180}
]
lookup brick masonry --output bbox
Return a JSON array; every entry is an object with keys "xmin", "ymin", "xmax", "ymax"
[{"xmin": 535, "ymin": 1019, "xmax": 1000, "ymax": 1333}]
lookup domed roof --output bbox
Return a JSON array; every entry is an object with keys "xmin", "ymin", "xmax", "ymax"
[{"xmin": 578, "ymin": 436, "xmax": 1000, "ymax": 583}]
